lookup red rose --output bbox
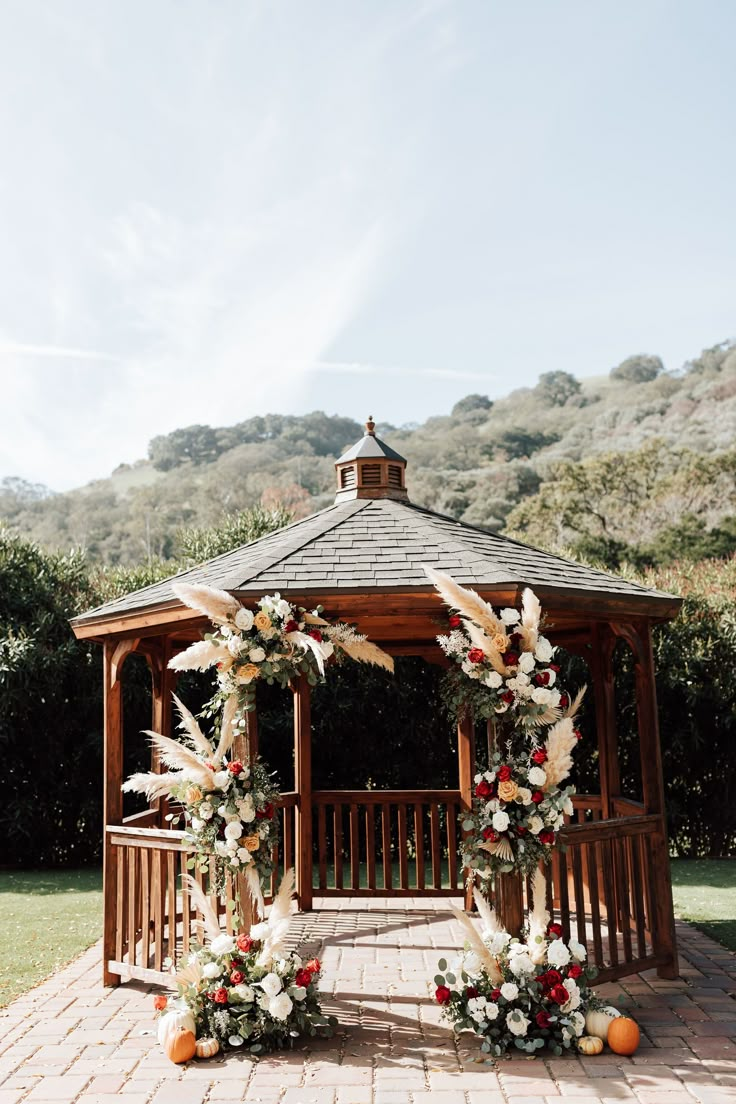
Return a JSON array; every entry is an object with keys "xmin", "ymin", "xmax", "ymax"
[
  {"xmin": 213, "ymin": 987, "xmax": 229, "ymax": 1004},
  {"xmin": 535, "ymin": 972, "xmax": 548, "ymax": 986},
  {"xmin": 467, "ymin": 647, "xmax": 485, "ymax": 664},
  {"xmin": 153, "ymin": 994, "xmax": 168, "ymax": 1011},
  {"xmin": 236, "ymin": 934, "xmax": 254, "ymax": 953},
  {"xmin": 435, "ymin": 985, "xmax": 452, "ymax": 1005},
  {"xmin": 228, "ymin": 760, "xmax": 244, "ymax": 775},
  {"xmin": 309, "ymin": 629, "xmax": 323, "ymax": 642},
  {"xmin": 568, "ymin": 964, "xmax": 583, "ymax": 979},
  {"xmin": 559, "ymin": 693, "xmax": 569, "ymax": 709},
  {"xmin": 547, "ymin": 922, "xmax": 563, "ymax": 937},
  {"xmin": 305, "ymin": 958, "xmax": 321, "ymax": 974},
  {"xmin": 574, "ymin": 728, "xmax": 582, "ymax": 741},
  {"xmin": 497, "ymin": 765, "xmax": 512, "ymax": 782},
  {"xmin": 449, "ymin": 615, "xmax": 461, "ymax": 628},
  {"xmin": 482, "ymin": 827, "xmax": 498, "ymax": 842},
  {"xmin": 535, "ymin": 671, "xmax": 550, "ymax": 686},
  {"xmin": 509, "ymin": 633, "xmax": 522, "ymax": 648},
  {"xmin": 550, "ymin": 984, "xmax": 568, "ymax": 1005},
  {"xmin": 257, "ymin": 803, "xmax": 274, "ymax": 819},
  {"xmin": 475, "ymin": 780, "xmax": 492, "ymax": 799},
  {"xmin": 550, "ymin": 663, "xmax": 561, "ymax": 672},
  {"xmin": 500, "ymin": 690, "xmax": 514, "ymax": 705},
  {"xmin": 539, "ymin": 830, "xmax": 555, "ymax": 845},
  {"xmin": 531, "ymin": 748, "xmax": 548, "ymax": 765},
  {"xmin": 465, "ymin": 986, "xmax": 478, "ymax": 999},
  {"xmin": 531, "ymin": 790, "xmax": 544, "ymax": 804},
  {"xmin": 295, "ymin": 968, "xmax": 313, "ymax": 988},
  {"xmin": 535, "ymin": 1009, "xmax": 551, "ymax": 1028},
  {"xmin": 230, "ymin": 970, "xmax": 244, "ymax": 985},
  {"xmin": 490, "ymin": 988, "xmax": 501, "ymax": 1001},
  {"xmin": 516, "ymin": 826, "xmax": 528, "ymax": 836},
  {"xmin": 545, "ymin": 969, "xmax": 562, "ymax": 987},
  {"xmin": 503, "ymin": 651, "xmax": 519, "ymax": 666},
  {"xmin": 284, "ymin": 619, "xmax": 299, "ymax": 633}
]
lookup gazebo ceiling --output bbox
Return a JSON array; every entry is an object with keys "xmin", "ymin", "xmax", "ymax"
[{"xmin": 72, "ymin": 422, "xmax": 681, "ymax": 644}]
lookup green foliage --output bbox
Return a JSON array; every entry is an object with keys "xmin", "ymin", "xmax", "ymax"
[
  {"xmin": 610, "ymin": 354, "xmax": 663, "ymax": 383},
  {"xmin": 176, "ymin": 506, "xmax": 294, "ymax": 564},
  {"xmin": 535, "ymin": 370, "xmax": 582, "ymax": 405}
]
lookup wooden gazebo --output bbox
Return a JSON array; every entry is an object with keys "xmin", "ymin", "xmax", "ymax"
[{"xmin": 72, "ymin": 418, "xmax": 681, "ymax": 988}]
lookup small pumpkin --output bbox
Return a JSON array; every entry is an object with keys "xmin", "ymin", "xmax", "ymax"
[
  {"xmin": 157, "ymin": 1007, "xmax": 196, "ymax": 1048},
  {"xmin": 577, "ymin": 1035, "xmax": 604, "ymax": 1055},
  {"xmin": 607, "ymin": 1016, "xmax": 640, "ymax": 1055},
  {"xmin": 165, "ymin": 1025, "xmax": 196, "ymax": 1064},
  {"xmin": 195, "ymin": 1036, "xmax": 220, "ymax": 1059},
  {"xmin": 585, "ymin": 1006, "xmax": 619, "ymax": 1042}
]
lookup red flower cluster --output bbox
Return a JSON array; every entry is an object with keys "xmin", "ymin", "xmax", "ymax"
[
  {"xmin": 435, "ymin": 985, "xmax": 452, "ymax": 1005},
  {"xmin": 153, "ymin": 994, "xmax": 168, "ymax": 1011},
  {"xmin": 531, "ymin": 748, "xmax": 548, "ymax": 765},
  {"xmin": 497, "ymin": 765, "xmax": 512, "ymax": 782},
  {"xmin": 467, "ymin": 647, "xmax": 485, "ymax": 664},
  {"xmin": 448, "ymin": 615, "xmax": 462, "ymax": 628},
  {"xmin": 295, "ymin": 967, "xmax": 315, "ymax": 988},
  {"xmin": 211, "ymin": 987, "xmax": 229, "ymax": 1004},
  {"xmin": 309, "ymin": 629, "xmax": 323, "ymax": 642},
  {"xmin": 538, "ymin": 829, "xmax": 555, "ymax": 845},
  {"xmin": 547, "ymin": 921, "xmax": 563, "ymax": 937},
  {"xmin": 228, "ymin": 760, "xmax": 244, "ymax": 775},
  {"xmin": 475, "ymin": 779, "xmax": 495, "ymax": 799},
  {"xmin": 236, "ymin": 933, "xmax": 254, "ymax": 953},
  {"xmin": 256, "ymin": 803, "xmax": 275, "ymax": 819},
  {"xmin": 284, "ymin": 619, "xmax": 299, "ymax": 633},
  {"xmin": 230, "ymin": 969, "xmax": 245, "ymax": 985}
]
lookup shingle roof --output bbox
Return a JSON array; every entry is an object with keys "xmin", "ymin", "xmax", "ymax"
[
  {"xmin": 336, "ymin": 433, "xmax": 406, "ymax": 463},
  {"xmin": 72, "ymin": 498, "xmax": 677, "ymax": 625}
]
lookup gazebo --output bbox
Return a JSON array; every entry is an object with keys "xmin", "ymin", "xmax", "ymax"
[{"xmin": 72, "ymin": 418, "xmax": 681, "ymax": 988}]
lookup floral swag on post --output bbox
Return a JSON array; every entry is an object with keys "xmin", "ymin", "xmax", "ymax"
[{"xmin": 423, "ymin": 567, "xmax": 585, "ymax": 877}]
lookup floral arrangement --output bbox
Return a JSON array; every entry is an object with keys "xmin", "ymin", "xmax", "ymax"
[
  {"xmin": 123, "ymin": 695, "xmax": 279, "ymax": 902},
  {"xmin": 434, "ymin": 872, "xmax": 600, "ymax": 1057},
  {"xmin": 423, "ymin": 566, "xmax": 585, "ymax": 877},
  {"xmin": 155, "ymin": 871, "xmax": 337, "ymax": 1055},
  {"xmin": 169, "ymin": 582, "xmax": 394, "ymax": 714}
]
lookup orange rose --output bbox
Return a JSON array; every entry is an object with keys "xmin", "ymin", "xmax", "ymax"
[
  {"xmin": 498, "ymin": 779, "xmax": 519, "ymax": 802},
  {"xmin": 492, "ymin": 633, "xmax": 510, "ymax": 652},
  {"xmin": 254, "ymin": 611, "xmax": 272, "ymax": 631},
  {"xmin": 242, "ymin": 834, "xmax": 260, "ymax": 851}
]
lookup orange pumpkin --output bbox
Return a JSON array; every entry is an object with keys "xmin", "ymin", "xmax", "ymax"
[
  {"xmin": 607, "ymin": 1016, "xmax": 640, "ymax": 1055},
  {"xmin": 165, "ymin": 1025, "xmax": 197, "ymax": 1064}
]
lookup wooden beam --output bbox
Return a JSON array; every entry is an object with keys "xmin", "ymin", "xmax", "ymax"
[
  {"xmin": 293, "ymin": 675, "xmax": 313, "ymax": 911},
  {"xmin": 589, "ymin": 624, "xmax": 620, "ymax": 819},
  {"xmin": 457, "ymin": 711, "xmax": 475, "ymax": 911}
]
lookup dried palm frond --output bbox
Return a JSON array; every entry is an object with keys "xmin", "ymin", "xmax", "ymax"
[
  {"xmin": 335, "ymin": 636, "xmax": 394, "ymax": 672},
  {"xmin": 448, "ymin": 904, "xmax": 503, "ymax": 983},
  {"xmin": 256, "ymin": 867, "xmax": 295, "ymax": 966},
  {"xmin": 287, "ymin": 630, "xmax": 328, "ymax": 675},
  {"xmin": 175, "ymin": 956, "xmax": 203, "ymax": 988},
  {"xmin": 528, "ymin": 868, "xmax": 550, "ymax": 943},
  {"xmin": 181, "ymin": 874, "xmax": 222, "ymax": 942},
  {"xmin": 246, "ymin": 864, "xmax": 265, "ymax": 918},
  {"xmin": 423, "ymin": 566, "xmax": 506, "ymax": 638},
  {"xmin": 464, "ymin": 622, "xmax": 509, "ymax": 676},
  {"xmin": 168, "ymin": 639, "xmax": 232, "ymax": 673},
  {"xmin": 526, "ymin": 704, "xmax": 562, "ymax": 729},
  {"xmin": 542, "ymin": 717, "xmax": 578, "ymax": 789},
  {"xmin": 172, "ymin": 582, "xmax": 242, "ymax": 626},
  {"xmin": 303, "ymin": 612, "xmax": 329, "ymax": 626},
  {"xmin": 478, "ymin": 836, "xmax": 514, "ymax": 862},
  {"xmin": 173, "ymin": 694, "xmax": 213, "ymax": 758},
  {"xmin": 213, "ymin": 694, "xmax": 238, "ymax": 765},
  {"xmin": 518, "ymin": 588, "xmax": 541, "ymax": 653},
  {"xmin": 122, "ymin": 770, "xmax": 181, "ymax": 800},
  {"xmin": 146, "ymin": 731, "xmax": 216, "ymax": 787},
  {"xmin": 473, "ymin": 886, "xmax": 503, "ymax": 937}
]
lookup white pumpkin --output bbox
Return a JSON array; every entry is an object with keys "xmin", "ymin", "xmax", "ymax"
[
  {"xmin": 157, "ymin": 1007, "xmax": 196, "ymax": 1048},
  {"xmin": 584, "ymin": 1006, "xmax": 620, "ymax": 1043}
]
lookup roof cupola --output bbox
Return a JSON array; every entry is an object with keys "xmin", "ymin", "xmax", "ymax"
[{"xmin": 334, "ymin": 416, "xmax": 409, "ymax": 502}]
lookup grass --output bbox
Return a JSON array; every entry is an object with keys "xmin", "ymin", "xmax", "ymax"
[
  {"xmin": 670, "ymin": 859, "xmax": 736, "ymax": 951},
  {"xmin": 0, "ymin": 869, "xmax": 102, "ymax": 1007}
]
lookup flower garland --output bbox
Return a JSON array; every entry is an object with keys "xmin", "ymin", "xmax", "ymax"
[
  {"xmin": 434, "ymin": 873, "xmax": 603, "ymax": 1057},
  {"xmin": 423, "ymin": 566, "xmax": 585, "ymax": 877},
  {"xmin": 155, "ymin": 872, "xmax": 337, "ymax": 1055}
]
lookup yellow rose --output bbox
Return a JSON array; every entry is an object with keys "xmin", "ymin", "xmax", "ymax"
[
  {"xmin": 236, "ymin": 663, "xmax": 261, "ymax": 684},
  {"xmin": 242, "ymin": 834, "xmax": 260, "ymax": 852},
  {"xmin": 498, "ymin": 779, "xmax": 518, "ymax": 803},
  {"xmin": 254, "ymin": 611, "xmax": 272, "ymax": 631},
  {"xmin": 184, "ymin": 785, "xmax": 203, "ymax": 805},
  {"xmin": 492, "ymin": 633, "xmax": 510, "ymax": 652}
]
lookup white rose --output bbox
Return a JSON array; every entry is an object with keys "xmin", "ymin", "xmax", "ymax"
[
  {"xmin": 484, "ymin": 931, "xmax": 511, "ymax": 955},
  {"xmin": 231, "ymin": 983, "xmax": 254, "ymax": 1002},
  {"xmin": 224, "ymin": 820, "xmax": 244, "ymax": 840},
  {"xmin": 492, "ymin": 810, "xmax": 510, "ymax": 832},
  {"xmin": 257, "ymin": 992, "xmax": 271, "ymax": 1011},
  {"xmin": 484, "ymin": 671, "xmax": 503, "ymax": 689},
  {"xmin": 190, "ymin": 817, "xmax": 203, "ymax": 832},
  {"xmin": 570, "ymin": 1010, "xmax": 586, "ymax": 1036},
  {"xmin": 516, "ymin": 787, "xmax": 533, "ymax": 805},
  {"xmin": 237, "ymin": 847, "xmax": 252, "ymax": 862},
  {"xmin": 202, "ymin": 961, "xmax": 221, "ymax": 979},
  {"xmin": 275, "ymin": 599, "xmax": 292, "ymax": 618},
  {"xmin": 249, "ymin": 921, "xmax": 270, "ymax": 941},
  {"xmin": 531, "ymin": 687, "xmax": 553, "ymax": 705},
  {"xmin": 548, "ymin": 689, "xmax": 561, "ymax": 707},
  {"xmin": 229, "ymin": 855, "xmax": 240, "ymax": 867},
  {"xmin": 527, "ymin": 766, "xmax": 547, "ymax": 787},
  {"xmin": 214, "ymin": 840, "xmax": 229, "ymax": 857},
  {"xmin": 534, "ymin": 636, "xmax": 554, "ymax": 662},
  {"xmin": 501, "ymin": 608, "xmax": 520, "ymax": 625},
  {"xmin": 227, "ymin": 635, "xmax": 244, "ymax": 657},
  {"xmin": 210, "ymin": 934, "xmax": 236, "ymax": 956},
  {"xmin": 237, "ymin": 795, "xmax": 256, "ymax": 823},
  {"xmin": 199, "ymin": 802, "xmax": 213, "ymax": 820},
  {"xmin": 485, "ymin": 1001, "xmax": 499, "ymax": 1021},
  {"xmin": 248, "ymin": 647, "xmax": 266, "ymax": 663},
  {"xmin": 562, "ymin": 978, "xmax": 581, "ymax": 1012},
  {"xmin": 259, "ymin": 972, "xmax": 282, "ymax": 998},
  {"xmin": 563, "ymin": 796, "xmax": 574, "ymax": 816},
  {"xmin": 529, "ymin": 815, "xmax": 543, "ymax": 835},
  {"xmin": 506, "ymin": 1009, "xmax": 530, "ymax": 1037},
  {"xmin": 519, "ymin": 651, "xmax": 535, "ymax": 673},
  {"xmin": 546, "ymin": 939, "xmax": 571, "ymax": 968},
  {"xmin": 467, "ymin": 996, "xmax": 488, "ymax": 1023},
  {"xmin": 292, "ymin": 986, "xmax": 307, "ymax": 1001},
  {"xmin": 268, "ymin": 992, "xmax": 293, "ymax": 1021},
  {"xmin": 214, "ymin": 773, "xmax": 231, "ymax": 790},
  {"xmin": 462, "ymin": 951, "xmax": 482, "ymax": 977},
  {"xmin": 509, "ymin": 952, "xmax": 534, "ymax": 977},
  {"xmin": 500, "ymin": 982, "xmax": 518, "ymax": 1001},
  {"xmin": 235, "ymin": 607, "xmax": 254, "ymax": 631},
  {"xmin": 568, "ymin": 939, "xmax": 587, "ymax": 961},
  {"xmin": 474, "ymin": 773, "xmax": 483, "ymax": 784}
]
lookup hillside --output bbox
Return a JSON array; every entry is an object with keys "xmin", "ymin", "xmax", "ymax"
[{"xmin": 1, "ymin": 340, "xmax": 735, "ymax": 565}]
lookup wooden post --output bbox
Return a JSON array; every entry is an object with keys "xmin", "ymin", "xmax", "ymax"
[
  {"xmin": 497, "ymin": 872, "xmax": 524, "ymax": 937},
  {"xmin": 231, "ymin": 696, "xmax": 259, "ymax": 931},
  {"xmin": 629, "ymin": 620, "xmax": 679, "ymax": 979},
  {"xmin": 102, "ymin": 638, "xmax": 137, "ymax": 987},
  {"xmin": 293, "ymin": 675, "xmax": 313, "ymax": 910},
  {"xmin": 589, "ymin": 623, "xmax": 621, "ymax": 820},
  {"xmin": 458, "ymin": 711, "xmax": 475, "ymax": 910},
  {"xmin": 148, "ymin": 637, "xmax": 175, "ymax": 826}
]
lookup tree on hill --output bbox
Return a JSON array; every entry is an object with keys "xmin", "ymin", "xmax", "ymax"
[
  {"xmin": 534, "ymin": 371, "xmax": 582, "ymax": 406},
  {"xmin": 610, "ymin": 354, "xmax": 663, "ymax": 383}
]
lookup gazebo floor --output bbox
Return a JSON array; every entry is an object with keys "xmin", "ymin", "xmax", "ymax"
[{"xmin": 2, "ymin": 900, "xmax": 735, "ymax": 1104}]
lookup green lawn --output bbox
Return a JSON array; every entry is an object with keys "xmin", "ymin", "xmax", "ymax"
[
  {"xmin": 670, "ymin": 859, "xmax": 736, "ymax": 951},
  {"xmin": 0, "ymin": 869, "xmax": 102, "ymax": 1007}
]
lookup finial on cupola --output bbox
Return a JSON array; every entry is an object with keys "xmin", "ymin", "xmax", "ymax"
[{"xmin": 334, "ymin": 416, "xmax": 409, "ymax": 503}]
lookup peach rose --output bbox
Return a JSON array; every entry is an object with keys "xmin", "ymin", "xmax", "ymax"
[
  {"xmin": 492, "ymin": 633, "xmax": 510, "ymax": 652},
  {"xmin": 184, "ymin": 785, "xmax": 203, "ymax": 804},
  {"xmin": 243, "ymin": 834, "xmax": 260, "ymax": 851},
  {"xmin": 254, "ymin": 611, "xmax": 272, "ymax": 631},
  {"xmin": 498, "ymin": 779, "xmax": 519, "ymax": 803},
  {"xmin": 236, "ymin": 663, "xmax": 261, "ymax": 684}
]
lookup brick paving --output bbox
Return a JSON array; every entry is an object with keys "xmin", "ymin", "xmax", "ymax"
[{"xmin": 2, "ymin": 901, "xmax": 736, "ymax": 1104}]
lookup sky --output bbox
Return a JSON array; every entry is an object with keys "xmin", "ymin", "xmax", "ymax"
[{"xmin": 1, "ymin": 0, "xmax": 735, "ymax": 491}]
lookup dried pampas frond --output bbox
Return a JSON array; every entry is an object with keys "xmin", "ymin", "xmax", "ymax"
[
  {"xmin": 246, "ymin": 864, "xmax": 265, "ymax": 918},
  {"xmin": 122, "ymin": 770, "xmax": 182, "ymax": 800},
  {"xmin": 478, "ymin": 836, "xmax": 514, "ymax": 862},
  {"xmin": 542, "ymin": 717, "xmax": 578, "ymax": 789},
  {"xmin": 213, "ymin": 694, "xmax": 239, "ymax": 765},
  {"xmin": 168, "ymin": 639, "xmax": 232, "ymax": 673},
  {"xmin": 518, "ymin": 588, "xmax": 542, "ymax": 653},
  {"xmin": 172, "ymin": 582, "xmax": 242, "ymax": 626},
  {"xmin": 528, "ymin": 868, "xmax": 550, "ymax": 943},
  {"xmin": 464, "ymin": 621, "xmax": 509, "ymax": 676},
  {"xmin": 564, "ymin": 685, "xmax": 586, "ymax": 721},
  {"xmin": 449, "ymin": 904, "xmax": 503, "ymax": 983},
  {"xmin": 423, "ymin": 566, "xmax": 506, "ymax": 639},
  {"xmin": 255, "ymin": 868, "xmax": 295, "ymax": 965},
  {"xmin": 473, "ymin": 886, "xmax": 503, "ymax": 937},
  {"xmin": 146, "ymin": 731, "xmax": 217, "ymax": 787},
  {"xmin": 335, "ymin": 636, "xmax": 395, "ymax": 672},
  {"xmin": 181, "ymin": 874, "xmax": 222, "ymax": 942},
  {"xmin": 173, "ymin": 694, "xmax": 214, "ymax": 759}
]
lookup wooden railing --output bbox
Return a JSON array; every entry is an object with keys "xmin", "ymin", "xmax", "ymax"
[{"xmin": 311, "ymin": 789, "xmax": 463, "ymax": 895}]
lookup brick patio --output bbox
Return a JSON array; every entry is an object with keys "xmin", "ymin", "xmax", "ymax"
[{"xmin": 2, "ymin": 900, "xmax": 736, "ymax": 1104}]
